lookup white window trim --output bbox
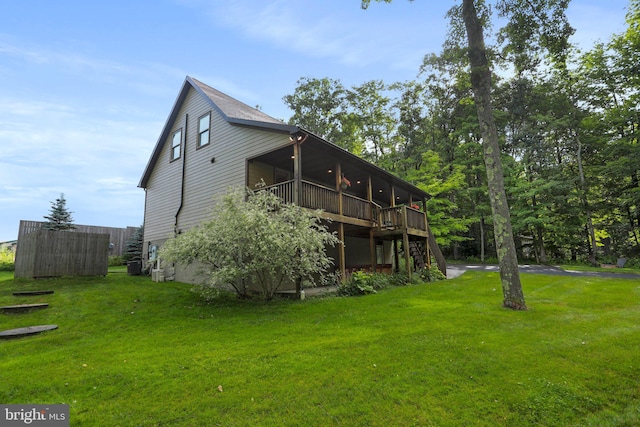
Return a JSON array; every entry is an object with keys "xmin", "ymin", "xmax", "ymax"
[
  {"xmin": 197, "ymin": 112, "xmax": 211, "ymax": 148},
  {"xmin": 171, "ymin": 129, "xmax": 182, "ymax": 161}
]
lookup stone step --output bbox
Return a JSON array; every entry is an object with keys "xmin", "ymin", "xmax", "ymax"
[
  {"xmin": 12, "ymin": 290, "xmax": 54, "ymax": 296},
  {"xmin": 1, "ymin": 303, "xmax": 49, "ymax": 314},
  {"xmin": 0, "ymin": 325, "xmax": 58, "ymax": 340}
]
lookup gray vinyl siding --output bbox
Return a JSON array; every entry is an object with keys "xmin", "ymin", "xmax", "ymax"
[
  {"xmin": 177, "ymin": 109, "xmax": 289, "ymax": 232},
  {"xmin": 142, "ymin": 86, "xmax": 290, "ymax": 280}
]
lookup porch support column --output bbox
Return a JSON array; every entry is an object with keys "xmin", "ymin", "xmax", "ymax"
[
  {"xmin": 293, "ymin": 142, "xmax": 302, "ymax": 205},
  {"xmin": 368, "ymin": 176, "xmax": 376, "ymax": 273},
  {"xmin": 423, "ymin": 197, "xmax": 431, "ymax": 269},
  {"xmin": 393, "ymin": 238, "xmax": 399, "ymax": 273},
  {"xmin": 369, "ymin": 230, "xmax": 376, "ymax": 273},
  {"xmin": 403, "ymin": 210, "xmax": 412, "ymax": 281},
  {"xmin": 425, "ymin": 236, "xmax": 431, "ymax": 269},
  {"xmin": 338, "ymin": 223, "xmax": 346, "ymax": 282},
  {"xmin": 336, "ymin": 162, "xmax": 343, "ymax": 215}
]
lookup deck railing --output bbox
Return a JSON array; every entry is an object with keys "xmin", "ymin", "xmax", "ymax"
[
  {"xmin": 378, "ymin": 206, "xmax": 427, "ymax": 231},
  {"xmin": 301, "ymin": 181, "xmax": 340, "ymax": 214},
  {"xmin": 262, "ymin": 180, "xmax": 372, "ymax": 221},
  {"xmin": 342, "ymin": 193, "xmax": 373, "ymax": 221},
  {"xmin": 263, "ymin": 180, "xmax": 294, "ymax": 203},
  {"xmin": 406, "ymin": 206, "xmax": 427, "ymax": 231},
  {"xmin": 261, "ymin": 180, "xmax": 425, "ymax": 229}
]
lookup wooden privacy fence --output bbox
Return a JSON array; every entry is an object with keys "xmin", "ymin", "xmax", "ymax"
[
  {"xmin": 15, "ymin": 230, "xmax": 109, "ymax": 278},
  {"xmin": 18, "ymin": 220, "xmax": 137, "ymax": 256}
]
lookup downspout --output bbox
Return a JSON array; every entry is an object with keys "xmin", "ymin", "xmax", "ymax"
[{"xmin": 175, "ymin": 114, "xmax": 188, "ymax": 235}]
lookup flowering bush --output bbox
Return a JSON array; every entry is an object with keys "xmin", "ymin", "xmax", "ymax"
[{"xmin": 160, "ymin": 187, "xmax": 340, "ymax": 300}]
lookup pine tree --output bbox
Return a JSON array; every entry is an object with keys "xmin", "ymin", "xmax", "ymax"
[
  {"xmin": 124, "ymin": 225, "xmax": 144, "ymax": 261},
  {"xmin": 43, "ymin": 193, "xmax": 76, "ymax": 231}
]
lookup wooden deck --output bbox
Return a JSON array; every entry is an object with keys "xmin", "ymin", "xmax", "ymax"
[
  {"xmin": 261, "ymin": 180, "xmax": 447, "ymax": 278},
  {"xmin": 263, "ymin": 180, "xmax": 428, "ymax": 235}
]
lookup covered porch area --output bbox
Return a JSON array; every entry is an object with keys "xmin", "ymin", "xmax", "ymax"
[{"xmin": 246, "ymin": 128, "xmax": 446, "ymax": 280}]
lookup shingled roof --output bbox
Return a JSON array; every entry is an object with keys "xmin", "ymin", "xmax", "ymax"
[
  {"xmin": 189, "ymin": 77, "xmax": 287, "ymax": 126},
  {"xmin": 138, "ymin": 76, "xmax": 295, "ymax": 188}
]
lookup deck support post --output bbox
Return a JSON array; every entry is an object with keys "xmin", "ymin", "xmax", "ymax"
[
  {"xmin": 336, "ymin": 162, "xmax": 343, "ymax": 215},
  {"xmin": 367, "ymin": 176, "xmax": 377, "ymax": 273},
  {"xmin": 369, "ymin": 229, "xmax": 377, "ymax": 273},
  {"xmin": 393, "ymin": 238, "xmax": 399, "ymax": 273},
  {"xmin": 403, "ymin": 231, "xmax": 412, "ymax": 281},
  {"xmin": 338, "ymin": 223, "xmax": 346, "ymax": 282}
]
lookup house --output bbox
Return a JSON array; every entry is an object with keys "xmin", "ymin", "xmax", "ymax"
[
  {"xmin": 138, "ymin": 76, "xmax": 446, "ymax": 286},
  {"xmin": 0, "ymin": 240, "xmax": 17, "ymax": 252}
]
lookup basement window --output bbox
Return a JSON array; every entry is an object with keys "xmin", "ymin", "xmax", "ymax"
[
  {"xmin": 171, "ymin": 129, "xmax": 182, "ymax": 161},
  {"xmin": 197, "ymin": 113, "xmax": 210, "ymax": 148}
]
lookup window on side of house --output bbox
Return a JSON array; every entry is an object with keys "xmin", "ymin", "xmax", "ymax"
[
  {"xmin": 198, "ymin": 113, "xmax": 210, "ymax": 148},
  {"xmin": 171, "ymin": 129, "xmax": 182, "ymax": 161}
]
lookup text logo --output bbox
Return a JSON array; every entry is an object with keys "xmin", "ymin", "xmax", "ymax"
[{"xmin": 1, "ymin": 405, "xmax": 69, "ymax": 426}]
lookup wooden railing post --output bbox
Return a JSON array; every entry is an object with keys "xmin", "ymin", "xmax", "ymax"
[
  {"xmin": 336, "ymin": 162, "xmax": 343, "ymax": 216},
  {"xmin": 401, "ymin": 206, "xmax": 408, "ymax": 229}
]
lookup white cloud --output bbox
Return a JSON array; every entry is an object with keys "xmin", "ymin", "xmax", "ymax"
[{"xmin": 199, "ymin": 0, "xmax": 447, "ymax": 70}]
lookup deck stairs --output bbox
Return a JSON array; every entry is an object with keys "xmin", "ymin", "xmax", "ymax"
[{"xmin": 409, "ymin": 241, "xmax": 426, "ymax": 270}]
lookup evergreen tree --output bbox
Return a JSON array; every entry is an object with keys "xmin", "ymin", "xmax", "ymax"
[
  {"xmin": 124, "ymin": 225, "xmax": 144, "ymax": 262},
  {"xmin": 42, "ymin": 193, "xmax": 76, "ymax": 231}
]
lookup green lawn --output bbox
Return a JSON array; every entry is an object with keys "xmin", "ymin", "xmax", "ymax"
[
  {"xmin": 1, "ymin": 269, "xmax": 638, "ymax": 426},
  {"xmin": 559, "ymin": 264, "xmax": 640, "ymax": 275}
]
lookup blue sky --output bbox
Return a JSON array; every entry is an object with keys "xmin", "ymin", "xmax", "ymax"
[{"xmin": 0, "ymin": 0, "xmax": 630, "ymax": 241}]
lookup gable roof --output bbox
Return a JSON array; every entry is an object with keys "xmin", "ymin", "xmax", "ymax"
[
  {"xmin": 138, "ymin": 77, "xmax": 429, "ymax": 202},
  {"xmin": 138, "ymin": 76, "xmax": 296, "ymax": 188}
]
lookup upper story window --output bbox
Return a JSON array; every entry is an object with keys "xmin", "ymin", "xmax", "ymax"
[
  {"xmin": 198, "ymin": 113, "xmax": 210, "ymax": 148},
  {"xmin": 171, "ymin": 129, "xmax": 182, "ymax": 161}
]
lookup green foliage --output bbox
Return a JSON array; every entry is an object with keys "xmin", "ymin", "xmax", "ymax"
[
  {"xmin": 108, "ymin": 255, "xmax": 126, "ymax": 267},
  {"xmin": 336, "ymin": 271, "xmax": 419, "ymax": 296},
  {"xmin": 160, "ymin": 187, "xmax": 340, "ymax": 301},
  {"xmin": 0, "ymin": 248, "xmax": 15, "ymax": 271},
  {"xmin": 283, "ymin": 77, "xmax": 348, "ymax": 145},
  {"xmin": 288, "ymin": 0, "xmax": 640, "ymax": 266},
  {"xmin": 624, "ymin": 257, "xmax": 640, "ymax": 269},
  {"xmin": 42, "ymin": 193, "xmax": 76, "ymax": 231},
  {"xmin": 419, "ymin": 264, "xmax": 446, "ymax": 282},
  {"xmin": 337, "ymin": 271, "xmax": 385, "ymax": 296}
]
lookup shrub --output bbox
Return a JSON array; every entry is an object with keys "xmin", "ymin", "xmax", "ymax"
[
  {"xmin": 419, "ymin": 265, "xmax": 446, "ymax": 282},
  {"xmin": 108, "ymin": 256, "xmax": 126, "ymax": 267},
  {"xmin": 0, "ymin": 248, "xmax": 14, "ymax": 271},
  {"xmin": 160, "ymin": 187, "xmax": 340, "ymax": 301},
  {"xmin": 337, "ymin": 271, "xmax": 381, "ymax": 296},
  {"xmin": 624, "ymin": 257, "xmax": 640, "ymax": 268},
  {"xmin": 337, "ymin": 271, "xmax": 410, "ymax": 296}
]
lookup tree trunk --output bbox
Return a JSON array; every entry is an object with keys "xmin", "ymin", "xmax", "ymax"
[
  {"xmin": 480, "ymin": 215, "xmax": 485, "ymax": 263},
  {"xmin": 537, "ymin": 227, "xmax": 547, "ymax": 263},
  {"xmin": 462, "ymin": 0, "xmax": 526, "ymax": 310},
  {"xmin": 577, "ymin": 134, "xmax": 597, "ymax": 257}
]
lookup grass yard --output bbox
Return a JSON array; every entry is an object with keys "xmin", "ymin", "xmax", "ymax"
[{"xmin": 0, "ymin": 269, "xmax": 639, "ymax": 426}]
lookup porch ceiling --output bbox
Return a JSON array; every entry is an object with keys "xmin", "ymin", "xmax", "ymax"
[{"xmin": 251, "ymin": 133, "xmax": 430, "ymax": 207}]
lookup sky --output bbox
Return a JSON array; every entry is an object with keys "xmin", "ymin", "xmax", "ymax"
[{"xmin": 0, "ymin": 0, "xmax": 630, "ymax": 242}]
